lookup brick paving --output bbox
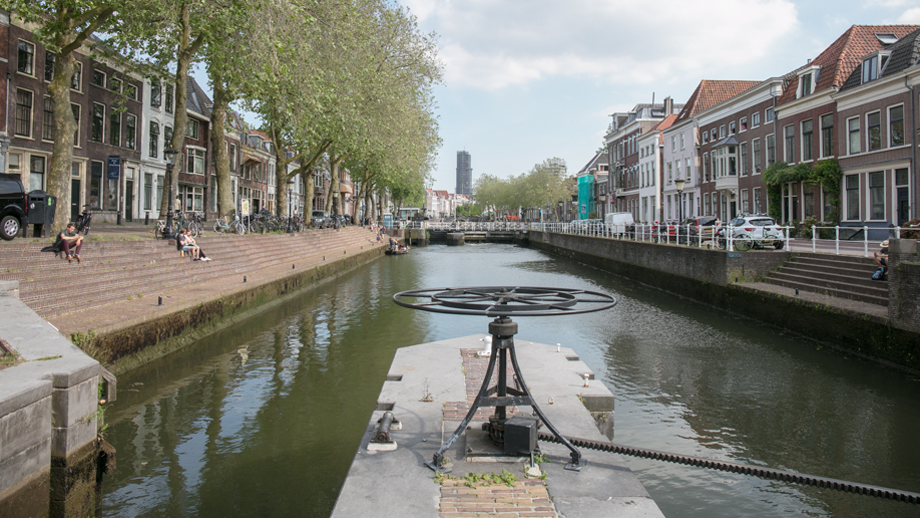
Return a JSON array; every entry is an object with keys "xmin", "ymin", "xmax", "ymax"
[
  {"xmin": 443, "ymin": 349, "xmax": 520, "ymax": 422},
  {"xmin": 439, "ymin": 478, "xmax": 556, "ymax": 518}
]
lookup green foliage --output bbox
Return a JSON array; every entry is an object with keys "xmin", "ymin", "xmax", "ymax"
[
  {"xmin": 762, "ymin": 159, "xmax": 843, "ymax": 223},
  {"xmin": 70, "ymin": 329, "xmax": 97, "ymax": 349},
  {"xmin": 473, "ymin": 158, "xmax": 569, "ymax": 218},
  {"xmin": 462, "ymin": 469, "xmax": 519, "ymax": 487}
]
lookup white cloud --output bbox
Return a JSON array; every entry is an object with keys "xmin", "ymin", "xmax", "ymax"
[
  {"xmin": 898, "ymin": 7, "xmax": 920, "ymax": 22},
  {"xmin": 410, "ymin": 0, "xmax": 800, "ymax": 90}
]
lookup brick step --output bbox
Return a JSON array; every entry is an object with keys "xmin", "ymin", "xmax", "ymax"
[
  {"xmin": 763, "ymin": 276, "xmax": 888, "ymax": 306},
  {"xmin": 772, "ymin": 267, "xmax": 885, "ymax": 291},
  {"xmin": 768, "ymin": 270, "xmax": 888, "ymax": 296},
  {"xmin": 778, "ymin": 261, "xmax": 881, "ymax": 280},
  {"xmin": 789, "ymin": 255, "xmax": 879, "ymax": 271}
]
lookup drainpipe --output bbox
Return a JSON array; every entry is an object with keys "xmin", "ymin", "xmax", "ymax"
[
  {"xmin": 910, "ymin": 76, "xmax": 916, "ymax": 223},
  {"xmin": 772, "ymin": 89, "xmax": 780, "ymax": 222}
]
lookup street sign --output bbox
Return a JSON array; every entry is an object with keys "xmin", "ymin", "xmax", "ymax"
[
  {"xmin": 241, "ymin": 199, "xmax": 250, "ymax": 214},
  {"xmin": 107, "ymin": 156, "xmax": 120, "ymax": 179}
]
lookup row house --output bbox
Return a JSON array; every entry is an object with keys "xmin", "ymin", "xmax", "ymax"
[
  {"xmin": 140, "ymin": 76, "xmax": 176, "ymax": 221},
  {"xmin": 832, "ymin": 27, "xmax": 920, "ymax": 230},
  {"xmin": 575, "ymin": 151, "xmax": 607, "ymax": 219},
  {"xmin": 663, "ymin": 80, "xmax": 760, "ymax": 223},
  {"xmin": 774, "ymin": 25, "xmax": 918, "ymax": 230},
  {"xmin": 604, "ymin": 98, "xmax": 682, "ymax": 220},
  {"xmin": 636, "ymin": 115, "xmax": 673, "ymax": 223},
  {"xmin": 696, "ymin": 77, "xmax": 784, "ymax": 222},
  {"xmin": 238, "ymin": 130, "xmax": 274, "ymax": 214}
]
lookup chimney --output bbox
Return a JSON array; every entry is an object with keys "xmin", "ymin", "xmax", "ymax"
[{"xmin": 663, "ymin": 96, "xmax": 673, "ymax": 115}]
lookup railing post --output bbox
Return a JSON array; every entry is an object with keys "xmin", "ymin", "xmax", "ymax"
[
  {"xmin": 812, "ymin": 225, "xmax": 816, "ymax": 253},
  {"xmin": 728, "ymin": 225, "xmax": 734, "ymax": 252},
  {"xmin": 784, "ymin": 226, "xmax": 790, "ymax": 251},
  {"xmin": 864, "ymin": 226, "xmax": 869, "ymax": 258},
  {"xmin": 835, "ymin": 226, "xmax": 840, "ymax": 255}
]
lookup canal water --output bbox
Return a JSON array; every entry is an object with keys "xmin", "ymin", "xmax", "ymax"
[{"xmin": 100, "ymin": 244, "xmax": 920, "ymax": 518}]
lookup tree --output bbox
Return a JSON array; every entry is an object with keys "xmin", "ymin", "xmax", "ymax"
[{"xmin": 4, "ymin": 1, "xmax": 119, "ymax": 231}]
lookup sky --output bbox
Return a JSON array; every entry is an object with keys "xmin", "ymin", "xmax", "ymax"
[{"xmin": 395, "ymin": 0, "xmax": 920, "ymax": 191}]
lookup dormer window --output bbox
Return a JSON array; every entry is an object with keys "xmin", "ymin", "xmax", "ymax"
[
  {"xmin": 796, "ymin": 65, "xmax": 821, "ymax": 98},
  {"xmin": 875, "ymin": 33, "xmax": 898, "ymax": 45},
  {"xmin": 861, "ymin": 51, "xmax": 890, "ymax": 84}
]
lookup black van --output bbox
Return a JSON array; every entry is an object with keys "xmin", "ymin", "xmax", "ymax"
[{"xmin": 0, "ymin": 174, "xmax": 28, "ymax": 240}]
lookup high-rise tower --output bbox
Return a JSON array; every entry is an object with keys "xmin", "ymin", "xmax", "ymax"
[{"xmin": 456, "ymin": 151, "xmax": 472, "ymax": 196}]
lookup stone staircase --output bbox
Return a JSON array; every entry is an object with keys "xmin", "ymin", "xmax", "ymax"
[
  {"xmin": 0, "ymin": 227, "xmax": 383, "ymax": 319},
  {"xmin": 764, "ymin": 252, "xmax": 889, "ymax": 306}
]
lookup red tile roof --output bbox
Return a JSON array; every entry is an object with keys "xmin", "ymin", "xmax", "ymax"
[
  {"xmin": 676, "ymin": 80, "xmax": 761, "ymax": 121},
  {"xmin": 651, "ymin": 114, "xmax": 679, "ymax": 131},
  {"xmin": 778, "ymin": 24, "xmax": 920, "ymax": 105}
]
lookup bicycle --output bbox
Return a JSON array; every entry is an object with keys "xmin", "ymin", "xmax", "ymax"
[
  {"xmin": 74, "ymin": 205, "xmax": 93, "ymax": 235},
  {"xmin": 154, "ymin": 211, "xmax": 201, "ymax": 239},
  {"xmin": 213, "ymin": 213, "xmax": 246, "ymax": 235}
]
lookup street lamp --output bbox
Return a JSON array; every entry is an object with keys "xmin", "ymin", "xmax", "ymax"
[
  {"xmin": 162, "ymin": 146, "xmax": 180, "ymax": 239},
  {"xmin": 287, "ymin": 178, "xmax": 295, "ymax": 232},
  {"xmin": 675, "ymin": 178, "xmax": 685, "ymax": 242}
]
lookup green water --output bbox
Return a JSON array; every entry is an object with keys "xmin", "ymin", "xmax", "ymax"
[{"xmin": 101, "ymin": 244, "xmax": 920, "ymax": 517}]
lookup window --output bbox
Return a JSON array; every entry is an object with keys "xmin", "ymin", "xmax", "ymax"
[
  {"xmin": 72, "ymin": 162, "xmax": 81, "ymax": 178},
  {"xmin": 820, "ymin": 114, "xmax": 833, "ymax": 158},
  {"xmin": 144, "ymin": 173, "xmax": 153, "ymax": 211},
  {"xmin": 729, "ymin": 121, "xmax": 736, "ymax": 135},
  {"xmin": 765, "ymin": 107, "xmax": 774, "ymax": 122},
  {"xmin": 149, "ymin": 122, "xmax": 159, "ymax": 158},
  {"xmin": 45, "ymin": 52, "xmax": 55, "ymax": 82},
  {"xmin": 867, "ymin": 112, "xmax": 881, "ymax": 151},
  {"xmin": 91, "ymin": 103, "xmax": 104, "ymax": 142},
  {"xmin": 702, "ymin": 130, "xmax": 709, "ymax": 144},
  {"xmin": 667, "ymin": 162, "xmax": 672, "ymax": 183},
  {"xmin": 784, "ymin": 125, "xmax": 795, "ymax": 162},
  {"xmin": 766, "ymin": 134, "xmax": 776, "ymax": 165},
  {"xmin": 108, "ymin": 177, "xmax": 117, "ymax": 211},
  {"xmin": 18, "ymin": 41, "xmax": 35, "ymax": 75},
  {"xmin": 802, "ymin": 119, "xmax": 813, "ymax": 162},
  {"xmin": 710, "ymin": 129, "xmax": 716, "ymax": 141},
  {"xmin": 752, "ymin": 139, "xmax": 761, "ymax": 173},
  {"xmin": 125, "ymin": 83, "xmax": 137, "ymax": 100},
  {"xmin": 90, "ymin": 161, "xmax": 102, "ymax": 209},
  {"xmin": 110, "ymin": 77, "xmax": 121, "ymax": 92},
  {"xmin": 799, "ymin": 72, "xmax": 813, "ymax": 97},
  {"xmin": 869, "ymin": 172, "xmax": 884, "ymax": 220},
  {"xmin": 846, "ymin": 175, "xmax": 860, "ymax": 220},
  {"xmin": 125, "ymin": 114, "xmax": 137, "ymax": 149},
  {"xmin": 210, "ymin": 176, "xmax": 218, "ymax": 212},
  {"xmin": 8, "ymin": 154, "xmax": 20, "ymax": 172},
  {"xmin": 752, "ymin": 112, "xmax": 761, "ymax": 127},
  {"xmin": 30, "ymin": 156, "xmax": 46, "ymax": 191},
  {"xmin": 754, "ymin": 188, "xmax": 763, "ymax": 214},
  {"xmin": 187, "ymin": 148, "xmax": 206, "ymax": 175},
  {"xmin": 164, "ymin": 126, "xmax": 173, "ymax": 149},
  {"xmin": 861, "ymin": 53, "xmax": 889, "ymax": 84},
  {"xmin": 680, "ymin": 133, "xmax": 685, "ymax": 150},
  {"xmin": 889, "ymin": 105, "xmax": 904, "ymax": 146},
  {"xmin": 719, "ymin": 125, "xmax": 726, "ymax": 139},
  {"xmin": 186, "ymin": 119, "xmax": 200, "ymax": 140},
  {"xmin": 896, "ymin": 168, "xmax": 909, "ymax": 186},
  {"xmin": 741, "ymin": 189, "xmax": 749, "ymax": 213},
  {"xmin": 109, "ymin": 111, "xmax": 120, "ymax": 146},
  {"xmin": 92, "ymin": 70, "xmax": 106, "ymax": 87},
  {"xmin": 740, "ymin": 117, "xmax": 748, "ymax": 131},
  {"xmin": 15, "ymin": 89, "xmax": 33, "ymax": 137},
  {"xmin": 847, "ymin": 117, "xmax": 860, "ymax": 154},
  {"xmin": 228, "ymin": 143, "xmax": 237, "ymax": 170},
  {"xmin": 72, "ymin": 104, "xmax": 80, "ymax": 144},
  {"xmin": 42, "ymin": 96, "xmax": 54, "ymax": 141},
  {"xmin": 740, "ymin": 142, "xmax": 748, "ymax": 175},
  {"xmin": 150, "ymin": 81, "xmax": 162, "ymax": 107},
  {"xmin": 671, "ymin": 136, "xmax": 676, "ymax": 152},
  {"xmin": 71, "ymin": 63, "xmax": 82, "ymax": 91},
  {"xmin": 166, "ymin": 85, "xmax": 174, "ymax": 114}
]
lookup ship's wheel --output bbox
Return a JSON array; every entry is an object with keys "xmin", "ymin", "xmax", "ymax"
[{"xmin": 392, "ymin": 286, "xmax": 616, "ymax": 473}]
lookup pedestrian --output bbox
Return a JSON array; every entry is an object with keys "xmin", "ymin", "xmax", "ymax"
[
  {"xmin": 873, "ymin": 239, "xmax": 889, "ymax": 270},
  {"xmin": 56, "ymin": 223, "xmax": 84, "ymax": 262}
]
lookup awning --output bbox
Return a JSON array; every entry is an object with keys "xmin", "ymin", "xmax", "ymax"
[{"xmin": 340, "ymin": 182, "xmax": 353, "ymax": 194}]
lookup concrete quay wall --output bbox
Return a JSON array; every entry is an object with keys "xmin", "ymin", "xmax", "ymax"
[
  {"xmin": 0, "ymin": 281, "xmax": 107, "ymax": 518},
  {"xmin": 528, "ymin": 232, "xmax": 920, "ymax": 372}
]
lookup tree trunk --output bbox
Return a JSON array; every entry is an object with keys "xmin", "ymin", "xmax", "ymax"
[
  {"xmin": 304, "ymin": 171, "xmax": 314, "ymax": 225},
  {"xmin": 210, "ymin": 73, "xmax": 232, "ymax": 219},
  {"xmin": 48, "ymin": 49, "xmax": 77, "ymax": 231},
  {"xmin": 160, "ymin": 1, "xmax": 198, "ymax": 215}
]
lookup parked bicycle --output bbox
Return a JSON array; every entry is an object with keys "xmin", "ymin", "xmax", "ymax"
[
  {"xmin": 213, "ymin": 213, "xmax": 247, "ymax": 235},
  {"xmin": 74, "ymin": 204, "xmax": 93, "ymax": 235},
  {"xmin": 154, "ymin": 211, "xmax": 201, "ymax": 239}
]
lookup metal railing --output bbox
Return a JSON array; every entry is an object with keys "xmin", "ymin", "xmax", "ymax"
[
  {"xmin": 402, "ymin": 221, "xmax": 527, "ymax": 231},
  {"xmin": 526, "ymin": 222, "xmax": 898, "ymax": 256}
]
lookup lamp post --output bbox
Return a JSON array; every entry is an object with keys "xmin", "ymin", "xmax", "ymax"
[
  {"xmin": 675, "ymin": 177, "xmax": 685, "ymax": 242},
  {"xmin": 287, "ymin": 178, "xmax": 294, "ymax": 232},
  {"xmin": 162, "ymin": 146, "xmax": 179, "ymax": 239}
]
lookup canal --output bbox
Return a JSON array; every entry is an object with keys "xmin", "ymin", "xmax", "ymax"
[{"xmin": 101, "ymin": 243, "xmax": 920, "ymax": 518}]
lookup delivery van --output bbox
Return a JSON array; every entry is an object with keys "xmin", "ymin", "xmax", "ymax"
[{"xmin": 605, "ymin": 212, "xmax": 634, "ymax": 236}]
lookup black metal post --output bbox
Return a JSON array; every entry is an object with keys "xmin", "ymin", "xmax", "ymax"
[{"xmin": 163, "ymin": 162, "xmax": 175, "ymax": 239}]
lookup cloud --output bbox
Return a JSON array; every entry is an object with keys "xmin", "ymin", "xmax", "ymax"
[
  {"xmin": 410, "ymin": 0, "xmax": 800, "ymax": 90},
  {"xmin": 898, "ymin": 7, "xmax": 920, "ymax": 22}
]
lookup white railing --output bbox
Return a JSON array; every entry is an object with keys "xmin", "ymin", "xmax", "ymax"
[{"xmin": 402, "ymin": 221, "xmax": 526, "ymax": 231}]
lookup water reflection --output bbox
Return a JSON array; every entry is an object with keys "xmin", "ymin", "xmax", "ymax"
[{"xmin": 102, "ymin": 244, "xmax": 920, "ymax": 518}]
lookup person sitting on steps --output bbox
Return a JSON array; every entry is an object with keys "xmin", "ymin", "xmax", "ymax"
[
  {"xmin": 178, "ymin": 229, "xmax": 210, "ymax": 261},
  {"xmin": 56, "ymin": 223, "xmax": 84, "ymax": 262},
  {"xmin": 874, "ymin": 239, "xmax": 889, "ymax": 271}
]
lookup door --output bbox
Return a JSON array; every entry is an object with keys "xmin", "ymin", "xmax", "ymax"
[
  {"xmin": 125, "ymin": 180, "xmax": 134, "ymax": 222},
  {"xmin": 71, "ymin": 179, "xmax": 81, "ymax": 221},
  {"xmin": 897, "ymin": 187, "xmax": 909, "ymax": 226}
]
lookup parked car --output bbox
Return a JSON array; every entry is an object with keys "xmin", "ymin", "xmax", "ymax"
[
  {"xmin": 721, "ymin": 215, "xmax": 785, "ymax": 249},
  {"xmin": 677, "ymin": 216, "xmax": 720, "ymax": 243},
  {"xmin": 312, "ymin": 210, "xmax": 331, "ymax": 228},
  {"xmin": 0, "ymin": 174, "xmax": 28, "ymax": 240}
]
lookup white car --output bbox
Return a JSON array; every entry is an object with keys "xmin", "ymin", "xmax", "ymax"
[{"xmin": 723, "ymin": 215, "xmax": 785, "ymax": 249}]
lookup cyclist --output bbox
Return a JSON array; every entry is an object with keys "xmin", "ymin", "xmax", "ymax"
[{"xmin": 56, "ymin": 223, "xmax": 84, "ymax": 262}]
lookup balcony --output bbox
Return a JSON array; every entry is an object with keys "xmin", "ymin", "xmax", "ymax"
[{"xmin": 715, "ymin": 174, "xmax": 738, "ymax": 192}]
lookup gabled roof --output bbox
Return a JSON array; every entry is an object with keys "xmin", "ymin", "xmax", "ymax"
[
  {"xmin": 840, "ymin": 27, "xmax": 920, "ymax": 92},
  {"xmin": 676, "ymin": 80, "xmax": 761, "ymax": 121},
  {"xmin": 652, "ymin": 113, "xmax": 679, "ymax": 132},
  {"xmin": 712, "ymin": 135, "xmax": 740, "ymax": 148},
  {"xmin": 186, "ymin": 77, "xmax": 212, "ymax": 118},
  {"xmin": 779, "ymin": 25, "xmax": 920, "ymax": 104}
]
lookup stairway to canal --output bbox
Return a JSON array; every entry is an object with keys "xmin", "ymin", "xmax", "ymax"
[
  {"xmin": 0, "ymin": 227, "xmax": 382, "ymax": 319},
  {"xmin": 763, "ymin": 252, "xmax": 888, "ymax": 306}
]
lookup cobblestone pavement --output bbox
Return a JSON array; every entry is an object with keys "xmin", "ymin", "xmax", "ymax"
[{"xmin": 439, "ymin": 478, "xmax": 556, "ymax": 518}]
